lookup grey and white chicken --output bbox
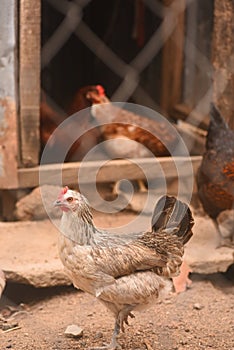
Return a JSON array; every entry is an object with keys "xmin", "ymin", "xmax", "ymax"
[{"xmin": 54, "ymin": 187, "xmax": 194, "ymax": 349}]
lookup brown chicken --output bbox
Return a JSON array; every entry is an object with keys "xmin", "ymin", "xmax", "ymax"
[
  {"xmin": 197, "ymin": 103, "xmax": 234, "ymax": 247},
  {"xmin": 40, "ymin": 86, "xmax": 101, "ymax": 161},
  {"xmin": 87, "ymin": 85, "xmax": 178, "ymax": 158},
  {"xmin": 54, "ymin": 187, "xmax": 194, "ymax": 349}
]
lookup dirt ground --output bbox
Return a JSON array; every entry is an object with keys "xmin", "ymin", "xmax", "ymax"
[
  {"xmin": 0, "ymin": 270, "xmax": 233, "ymax": 350},
  {"xmin": 0, "ymin": 202, "xmax": 233, "ymax": 350}
]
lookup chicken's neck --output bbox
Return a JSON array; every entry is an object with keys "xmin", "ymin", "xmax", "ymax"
[{"xmin": 60, "ymin": 207, "xmax": 97, "ymax": 245}]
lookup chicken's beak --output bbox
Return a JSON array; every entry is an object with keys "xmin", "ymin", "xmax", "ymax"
[{"xmin": 53, "ymin": 200, "xmax": 62, "ymax": 207}]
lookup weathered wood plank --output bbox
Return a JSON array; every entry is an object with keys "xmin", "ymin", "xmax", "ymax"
[
  {"xmin": 18, "ymin": 156, "xmax": 202, "ymax": 188},
  {"xmin": 212, "ymin": 0, "xmax": 234, "ymax": 129},
  {"xmin": 19, "ymin": 0, "xmax": 41, "ymax": 166},
  {"xmin": 175, "ymin": 120, "xmax": 206, "ymax": 156},
  {"xmin": 0, "ymin": 0, "xmax": 19, "ymax": 189},
  {"xmin": 172, "ymin": 103, "xmax": 210, "ymax": 130},
  {"xmin": 160, "ymin": 0, "xmax": 186, "ymax": 113}
]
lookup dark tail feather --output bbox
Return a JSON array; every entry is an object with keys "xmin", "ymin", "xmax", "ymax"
[
  {"xmin": 210, "ymin": 103, "xmax": 227, "ymax": 128},
  {"xmin": 151, "ymin": 196, "xmax": 194, "ymax": 245}
]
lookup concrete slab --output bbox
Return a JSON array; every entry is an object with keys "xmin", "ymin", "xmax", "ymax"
[
  {"xmin": 185, "ymin": 215, "xmax": 234, "ymax": 274},
  {"xmin": 0, "ymin": 220, "xmax": 71, "ymax": 287}
]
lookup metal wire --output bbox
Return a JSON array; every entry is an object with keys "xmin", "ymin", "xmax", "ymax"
[{"xmin": 41, "ymin": 0, "xmax": 214, "ymax": 114}]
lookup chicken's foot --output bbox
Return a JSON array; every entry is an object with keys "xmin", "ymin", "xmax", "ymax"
[
  {"xmin": 90, "ymin": 308, "xmax": 135, "ymax": 350},
  {"xmin": 117, "ymin": 307, "xmax": 135, "ymax": 332},
  {"xmin": 213, "ymin": 219, "xmax": 234, "ymax": 249},
  {"xmin": 89, "ymin": 321, "xmax": 121, "ymax": 350}
]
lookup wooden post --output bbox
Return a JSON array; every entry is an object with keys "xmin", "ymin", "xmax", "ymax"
[
  {"xmin": 0, "ymin": 0, "xmax": 19, "ymax": 189},
  {"xmin": 212, "ymin": 0, "xmax": 234, "ymax": 128},
  {"xmin": 19, "ymin": 0, "xmax": 41, "ymax": 166},
  {"xmin": 160, "ymin": 0, "xmax": 186, "ymax": 114}
]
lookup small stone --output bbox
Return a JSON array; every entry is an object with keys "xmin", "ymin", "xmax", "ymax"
[
  {"xmin": 94, "ymin": 332, "xmax": 103, "ymax": 339},
  {"xmin": 193, "ymin": 303, "xmax": 204, "ymax": 310},
  {"xmin": 79, "ymin": 341, "xmax": 87, "ymax": 347},
  {"xmin": 2, "ymin": 322, "xmax": 18, "ymax": 331},
  {"xmin": 64, "ymin": 324, "xmax": 83, "ymax": 338}
]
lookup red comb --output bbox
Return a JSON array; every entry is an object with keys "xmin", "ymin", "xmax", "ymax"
[
  {"xmin": 58, "ymin": 186, "xmax": 68, "ymax": 199},
  {"xmin": 96, "ymin": 85, "xmax": 105, "ymax": 96},
  {"xmin": 62, "ymin": 186, "xmax": 68, "ymax": 194}
]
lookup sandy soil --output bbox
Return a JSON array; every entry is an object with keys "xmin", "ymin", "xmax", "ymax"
[{"xmin": 0, "ymin": 271, "xmax": 233, "ymax": 350}]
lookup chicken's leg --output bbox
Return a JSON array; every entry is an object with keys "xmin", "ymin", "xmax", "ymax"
[
  {"xmin": 172, "ymin": 260, "xmax": 192, "ymax": 293},
  {"xmin": 90, "ymin": 307, "xmax": 135, "ymax": 350},
  {"xmin": 90, "ymin": 320, "xmax": 120, "ymax": 350}
]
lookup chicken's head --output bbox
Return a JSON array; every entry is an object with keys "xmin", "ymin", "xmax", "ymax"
[
  {"xmin": 86, "ymin": 85, "xmax": 109, "ymax": 104},
  {"xmin": 54, "ymin": 186, "xmax": 90, "ymax": 213}
]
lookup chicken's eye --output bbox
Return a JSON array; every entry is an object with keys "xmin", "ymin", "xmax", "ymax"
[{"xmin": 66, "ymin": 197, "xmax": 73, "ymax": 203}]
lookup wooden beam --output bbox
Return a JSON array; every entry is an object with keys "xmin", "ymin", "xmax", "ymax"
[
  {"xmin": 172, "ymin": 103, "xmax": 210, "ymax": 130},
  {"xmin": 0, "ymin": 0, "xmax": 19, "ymax": 189},
  {"xmin": 160, "ymin": 0, "xmax": 186, "ymax": 113},
  {"xmin": 212, "ymin": 0, "xmax": 234, "ymax": 129},
  {"xmin": 19, "ymin": 0, "xmax": 41, "ymax": 166},
  {"xmin": 18, "ymin": 156, "xmax": 202, "ymax": 188},
  {"xmin": 0, "ymin": 99, "xmax": 19, "ymax": 189}
]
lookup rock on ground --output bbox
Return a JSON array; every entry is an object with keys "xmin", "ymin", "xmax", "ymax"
[
  {"xmin": 14, "ymin": 185, "xmax": 62, "ymax": 221},
  {"xmin": 184, "ymin": 214, "xmax": 234, "ymax": 274},
  {"xmin": 0, "ymin": 220, "xmax": 71, "ymax": 287},
  {"xmin": 64, "ymin": 325, "xmax": 83, "ymax": 338}
]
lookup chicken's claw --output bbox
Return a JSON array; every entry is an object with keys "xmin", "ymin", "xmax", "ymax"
[{"xmin": 117, "ymin": 309, "xmax": 135, "ymax": 332}]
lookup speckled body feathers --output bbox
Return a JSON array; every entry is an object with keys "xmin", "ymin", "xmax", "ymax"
[{"xmin": 57, "ymin": 191, "xmax": 194, "ymax": 322}]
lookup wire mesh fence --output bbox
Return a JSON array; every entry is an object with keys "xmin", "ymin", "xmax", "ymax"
[{"xmin": 41, "ymin": 0, "xmax": 213, "ymax": 116}]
